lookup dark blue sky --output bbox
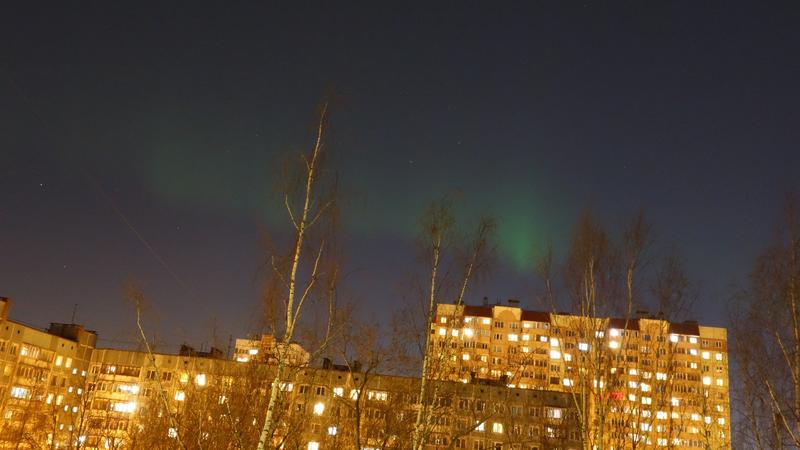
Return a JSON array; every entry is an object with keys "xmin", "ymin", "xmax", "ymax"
[{"xmin": 1, "ymin": 2, "xmax": 798, "ymax": 350}]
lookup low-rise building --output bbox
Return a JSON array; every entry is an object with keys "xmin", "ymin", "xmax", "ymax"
[{"xmin": 0, "ymin": 297, "xmax": 582, "ymax": 449}]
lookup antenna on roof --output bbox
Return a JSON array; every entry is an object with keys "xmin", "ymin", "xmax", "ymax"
[{"xmin": 71, "ymin": 303, "xmax": 78, "ymax": 324}]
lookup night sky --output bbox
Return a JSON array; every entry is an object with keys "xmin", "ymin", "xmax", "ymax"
[{"xmin": 2, "ymin": 3, "xmax": 798, "ymax": 351}]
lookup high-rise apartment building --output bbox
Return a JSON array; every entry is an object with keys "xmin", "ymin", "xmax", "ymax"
[{"xmin": 430, "ymin": 301, "xmax": 731, "ymax": 449}]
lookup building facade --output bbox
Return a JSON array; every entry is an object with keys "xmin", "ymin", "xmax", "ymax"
[
  {"xmin": 0, "ymin": 298, "xmax": 581, "ymax": 450},
  {"xmin": 430, "ymin": 301, "xmax": 731, "ymax": 450}
]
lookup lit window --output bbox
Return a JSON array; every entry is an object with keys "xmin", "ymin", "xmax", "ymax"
[
  {"xmin": 10, "ymin": 386, "xmax": 28, "ymax": 399},
  {"xmin": 564, "ymin": 353, "xmax": 573, "ymax": 362},
  {"xmin": 439, "ymin": 328, "xmax": 446, "ymax": 336},
  {"xmin": 609, "ymin": 328, "xmax": 620, "ymax": 337},
  {"xmin": 689, "ymin": 337, "xmax": 698, "ymax": 344},
  {"xmin": 689, "ymin": 348, "xmax": 698, "ymax": 356},
  {"xmin": 368, "ymin": 390, "xmax": 388, "ymax": 401},
  {"xmin": 492, "ymin": 422, "xmax": 503, "ymax": 433},
  {"xmin": 641, "ymin": 396, "xmax": 652, "ymax": 405},
  {"xmin": 629, "ymin": 368, "xmax": 638, "ymax": 376},
  {"xmin": 168, "ymin": 428, "xmax": 178, "ymax": 438},
  {"xmin": 671, "ymin": 397, "xmax": 680, "ymax": 407},
  {"xmin": 112, "ymin": 401, "xmax": 137, "ymax": 413},
  {"xmin": 462, "ymin": 353, "xmax": 470, "ymax": 361},
  {"xmin": 313, "ymin": 402, "xmax": 325, "ymax": 415},
  {"xmin": 327, "ymin": 426, "xmax": 337, "ymax": 435},
  {"xmin": 549, "ymin": 337, "xmax": 559, "ymax": 347},
  {"xmin": 716, "ymin": 378, "xmax": 724, "ymax": 386},
  {"xmin": 608, "ymin": 341, "xmax": 619, "ymax": 349},
  {"xmin": 628, "ymin": 394, "xmax": 637, "ymax": 402},
  {"xmin": 656, "ymin": 372, "xmax": 667, "ymax": 380},
  {"xmin": 280, "ymin": 382, "xmax": 293, "ymax": 392},
  {"xmin": 195, "ymin": 374, "xmax": 207, "ymax": 386},
  {"xmin": 640, "ymin": 383, "xmax": 651, "ymax": 392},
  {"xmin": 476, "ymin": 421, "xmax": 485, "ymax": 431},
  {"xmin": 440, "ymin": 317, "xmax": 447, "ymax": 324},
  {"xmin": 718, "ymin": 417, "xmax": 725, "ymax": 425},
  {"xmin": 482, "ymin": 318, "xmax": 491, "ymax": 325},
  {"xmin": 65, "ymin": 358, "xmax": 72, "ymax": 368},
  {"xmin": 333, "ymin": 387, "xmax": 344, "ymax": 397},
  {"xmin": 562, "ymin": 378, "xmax": 573, "ymax": 386},
  {"xmin": 539, "ymin": 335, "xmax": 548, "ymax": 343},
  {"xmin": 307, "ymin": 442, "xmax": 320, "ymax": 450},
  {"xmin": 349, "ymin": 389, "xmax": 360, "ymax": 400},
  {"xmin": 508, "ymin": 334, "xmax": 518, "ymax": 342},
  {"xmin": 656, "ymin": 411, "xmax": 668, "ymax": 420},
  {"xmin": 547, "ymin": 408, "xmax": 563, "ymax": 419},
  {"xmin": 55, "ymin": 356, "xmax": 63, "ymax": 366},
  {"xmin": 248, "ymin": 348, "xmax": 258, "ymax": 355},
  {"xmin": 669, "ymin": 334, "xmax": 679, "ymax": 343},
  {"xmin": 46, "ymin": 393, "xmax": 54, "ymax": 404},
  {"xmin": 521, "ymin": 346, "xmax": 529, "ymax": 353},
  {"xmin": 451, "ymin": 329, "xmax": 459, "ymax": 337},
  {"xmin": 174, "ymin": 391, "xmax": 186, "ymax": 401},
  {"xmin": 628, "ymin": 381, "xmax": 638, "ymax": 389},
  {"xmin": 463, "ymin": 328, "xmax": 474, "ymax": 338},
  {"xmin": 522, "ymin": 334, "xmax": 529, "ymax": 341},
  {"xmin": 119, "ymin": 384, "xmax": 140, "ymax": 394},
  {"xmin": 578, "ymin": 342, "xmax": 589, "ymax": 352},
  {"xmin": 702, "ymin": 351, "xmax": 710, "ymax": 360},
  {"xmin": 702, "ymin": 376, "xmax": 712, "ymax": 386},
  {"xmin": 715, "ymin": 353, "xmax": 723, "ymax": 361},
  {"xmin": 549, "ymin": 350, "xmax": 561, "ymax": 360},
  {"xmin": 464, "ymin": 317, "xmax": 473, "ymax": 323}
]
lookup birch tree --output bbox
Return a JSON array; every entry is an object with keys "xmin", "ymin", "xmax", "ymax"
[
  {"xmin": 411, "ymin": 198, "xmax": 495, "ymax": 450},
  {"xmin": 257, "ymin": 102, "xmax": 339, "ymax": 450}
]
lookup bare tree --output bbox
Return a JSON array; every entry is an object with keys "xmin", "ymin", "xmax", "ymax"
[
  {"xmin": 732, "ymin": 192, "xmax": 800, "ymax": 448},
  {"xmin": 411, "ymin": 198, "xmax": 495, "ymax": 450},
  {"xmin": 257, "ymin": 102, "xmax": 340, "ymax": 450}
]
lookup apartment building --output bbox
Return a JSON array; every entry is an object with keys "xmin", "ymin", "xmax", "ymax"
[
  {"xmin": 431, "ymin": 301, "xmax": 731, "ymax": 450},
  {"xmin": 233, "ymin": 334, "xmax": 310, "ymax": 366},
  {"xmin": 0, "ymin": 298, "xmax": 97, "ymax": 448},
  {"xmin": 0, "ymin": 297, "xmax": 582, "ymax": 449}
]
